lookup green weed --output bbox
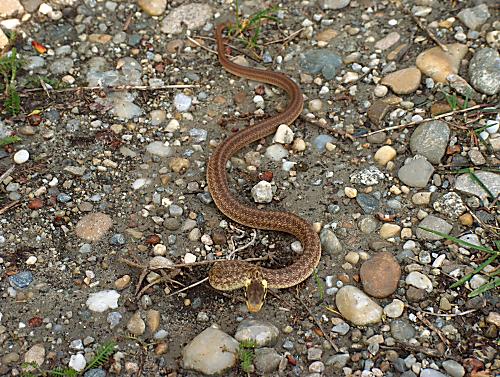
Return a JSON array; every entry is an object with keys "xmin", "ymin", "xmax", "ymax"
[
  {"xmin": 313, "ymin": 270, "xmax": 325, "ymax": 302},
  {"xmin": 21, "ymin": 341, "xmax": 116, "ymax": 377},
  {"xmin": 418, "ymin": 227, "xmax": 498, "ymax": 298},
  {"xmin": 0, "ymin": 45, "xmax": 22, "ymax": 115},
  {"xmin": 238, "ymin": 339, "xmax": 257, "ymax": 374},
  {"xmin": 0, "ymin": 135, "xmax": 21, "ymax": 147}
]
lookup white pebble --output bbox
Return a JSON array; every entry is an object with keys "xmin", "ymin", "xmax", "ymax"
[
  {"xmin": 184, "ymin": 253, "xmax": 197, "ymax": 264},
  {"xmin": 26, "ymin": 256, "xmax": 37, "ymax": 265},
  {"xmin": 273, "ymin": 124, "xmax": 294, "ymax": 144},
  {"xmin": 253, "ymin": 95, "xmax": 264, "ymax": 109},
  {"xmin": 251, "ymin": 180, "xmax": 273, "ymax": 203},
  {"xmin": 13, "ymin": 149, "xmax": 30, "ymax": 164},
  {"xmin": 374, "ymin": 85, "xmax": 388, "ymax": 97}
]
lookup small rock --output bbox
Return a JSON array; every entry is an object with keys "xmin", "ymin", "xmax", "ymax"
[
  {"xmin": 254, "ymin": 348, "xmax": 282, "ymax": 374},
  {"xmin": 416, "ymin": 44, "xmax": 468, "ymax": 83},
  {"xmin": 420, "ymin": 369, "xmax": 448, "ymax": 377},
  {"xmin": 335, "ymin": 286, "xmax": 383, "ymax": 325},
  {"xmin": 24, "ymin": 344, "xmax": 45, "ymax": 368},
  {"xmin": 398, "ymin": 157, "xmax": 434, "ymax": 188},
  {"xmin": 468, "ymin": 48, "xmax": 500, "ymax": 95},
  {"xmin": 416, "ymin": 215, "xmax": 453, "ymax": 240},
  {"xmin": 69, "ymin": 354, "xmax": 86, "ymax": 372},
  {"xmin": 146, "ymin": 309, "xmax": 161, "ymax": 333},
  {"xmin": 251, "ymin": 180, "xmax": 273, "ymax": 203},
  {"xmin": 13, "ymin": 149, "xmax": 30, "ymax": 164},
  {"xmin": 146, "ymin": 141, "xmax": 172, "ymax": 157},
  {"xmin": 174, "ymin": 93, "xmax": 192, "ymax": 112},
  {"xmin": 234, "ymin": 319, "xmax": 279, "ymax": 347},
  {"xmin": 326, "ymin": 354, "xmax": 350, "ymax": 369},
  {"xmin": 321, "ymin": 0, "xmax": 351, "ymax": 9},
  {"xmin": 375, "ymin": 32, "xmax": 401, "ymax": 50},
  {"xmin": 454, "ymin": 171, "xmax": 499, "ymax": 199},
  {"xmin": 391, "ymin": 319, "xmax": 416, "ymax": 341},
  {"xmin": 9, "ymin": 271, "xmax": 33, "ymax": 289},
  {"xmin": 114, "ymin": 275, "xmax": 131, "ymax": 290},
  {"xmin": 169, "ymin": 157, "xmax": 190, "ymax": 173},
  {"xmin": 379, "ymin": 223, "xmax": 401, "ymax": 239},
  {"xmin": 160, "ymin": 3, "xmax": 213, "ymax": 34},
  {"xmin": 182, "ymin": 327, "xmax": 239, "ymax": 375},
  {"xmin": 381, "ymin": 67, "xmax": 421, "ymax": 94},
  {"xmin": 457, "ymin": 4, "xmax": 490, "ymax": 30},
  {"xmin": 86, "ymin": 290, "xmax": 120, "ymax": 312},
  {"xmin": 350, "ymin": 166, "xmax": 385, "ymax": 186},
  {"xmin": 127, "ymin": 312, "xmax": 146, "ymax": 336},
  {"xmin": 374, "ymin": 146, "xmax": 396, "ymax": 166},
  {"xmin": 384, "ymin": 299, "xmax": 405, "ymax": 318},
  {"xmin": 360, "ymin": 252, "xmax": 401, "ymax": 298},
  {"xmin": 75, "ymin": 213, "xmax": 113, "ymax": 241},
  {"xmin": 433, "ymin": 192, "xmax": 466, "ymax": 219},
  {"xmin": 320, "ymin": 228, "xmax": 343, "ymax": 254},
  {"xmin": 406, "ymin": 271, "xmax": 433, "ymax": 292},
  {"xmin": 138, "ymin": 0, "xmax": 166, "ymax": 16},
  {"xmin": 308, "ymin": 99, "xmax": 323, "ymax": 112},
  {"xmin": 273, "ymin": 124, "xmax": 294, "ymax": 144},
  {"xmin": 265, "ymin": 144, "xmax": 288, "ymax": 161},
  {"xmin": 410, "ymin": 121, "xmax": 450, "ymax": 164}
]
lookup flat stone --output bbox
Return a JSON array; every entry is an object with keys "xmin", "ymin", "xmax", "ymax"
[
  {"xmin": 127, "ymin": 312, "xmax": 146, "ymax": 336},
  {"xmin": 234, "ymin": 319, "xmax": 279, "ymax": 347},
  {"xmin": 24, "ymin": 344, "xmax": 45, "ymax": 369},
  {"xmin": 406, "ymin": 271, "xmax": 433, "ymax": 292},
  {"xmin": 86, "ymin": 290, "xmax": 120, "ymax": 312},
  {"xmin": 335, "ymin": 285, "xmax": 383, "ymax": 325},
  {"xmin": 375, "ymin": 32, "xmax": 400, "ymax": 50},
  {"xmin": 420, "ymin": 369, "xmax": 448, "ymax": 377},
  {"xmin": 182, "ymin": 327, "xmax": 239, "ymax": 375},
  {"xmin": 381, "ymin": 67, "xmax": 421, "ymax": 94},
  {"xmin": 0, "ymin": 0, "xmax": 24, "ymax": 17},
  {"xmin": 160, "ymin": 3, "xmax": 213, "ymax": 34},
  {"xmin": 367, "ymin": 99, "xmax": 394, "ymax": 126},
  {"xmin": 374, "ymin": 145, "xmax": 396, "ymax": 166},
  {"xmin": 468, "ymin": 48, "xmax": 500, "ymax": 95},
  {"xmin": 457, "ymin": 4, "xmax": 490, "ymax": 30},
  {"xmin": 253, "ymin": 348, "xmax": 282, "ymax": 374},
  {"xmin": 75, "ymin": 213, "xmax": 113, "ymax": 241},
  {"xmin": 321, "ymin": 0, "xmax": 351, "ymax": 9},
  {"xmin": 390, "ymin": 319, "xmax": 416, "ymax": 341},
  {"xmin": 455, "ymin": 171, "xmax": 499, "ymax": 200},
  {"xmin": 410, "ymin": 121, "xmax": 450, "ymax": 164},
  {"xmin": 416, "ymin": 44, "xmax": 468, "ymax": 83},
  {"xmin": 398, "ymin": 157, "xmax": 434, "ymax": 188},
  {"xmin": 320, "ymin": 228, "xmax": 343, "ymax": 254},
  {"xmin": 360, "ymin": 252, "xmax": 401, "ymax": 298},
  {"xmin": 300, "ymin": 50, "xmax": 342, "ymax": 80},
  {"xmin": 138, "ymin": 0, "xmax": 166, "ymax": 16},
  {"xmin": 416, "ymin": 215, "xmax": 453, "ymax": 240},
  {"xmin": 384, "ymin": 299, "xmax": 405, "ymax": 318},
  {"xmin": 433, "ymin": 192, "xmax": 467, "ymax": 219},
  {"xmin": 442, "ymin": 360, "xmax": 465, "ymax": 377}
]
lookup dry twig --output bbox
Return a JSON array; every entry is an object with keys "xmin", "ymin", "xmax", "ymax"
[{"xmin": 165, "ymin": 277, "xmax": 209, "ymax": 298}]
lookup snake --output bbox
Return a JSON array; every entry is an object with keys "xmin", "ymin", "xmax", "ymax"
[{"xmin": 207, "ymin": 23, "xmax": 322, "ymax": 312}]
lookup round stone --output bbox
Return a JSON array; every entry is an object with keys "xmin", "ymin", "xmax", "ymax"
[
  {"xmin": 75, "ymin": 213, "xmax": 113, "ymax": 241},
  {"xmin": 13, "ymin": 149, "xmax": 30, "ymax": 164},
  {"xmin": 360, "ymin": 252, "xmax": 401, "ymax": 298},
  {"xmin": 374, "ymin": 146, "xmax": 396, "ymax": 166},
  {"xmin": 335, "ymin": 285, "xmax": 383, "ymax": 325}
]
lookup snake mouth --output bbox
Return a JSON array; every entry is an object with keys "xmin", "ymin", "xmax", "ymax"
[{"xmin": 246, "ymin": 300, "xmax": 264, "ymax": 313}]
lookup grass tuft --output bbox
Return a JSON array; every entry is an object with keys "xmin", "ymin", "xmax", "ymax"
[{"xmin": 238, "ymin": 339, "xmax": 257, "ymax": 374}]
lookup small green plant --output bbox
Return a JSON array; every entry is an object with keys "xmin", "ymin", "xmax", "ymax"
[
  {"xmin": 419, "ymin": 227, "xmax": 499, "ymax": 298},
  {"xmin": 21, "ymin": 341, "xmax": 116, "ymax": 377},
  {"xmin": 0, "ymin": 135, "xmax": 21, "ymax": 147},
  {"xmin": 229, "ymin": 0, "xmax": 280, "ymax": 51},
  {"xmin": 238, "ymin": 340, "xmax": 257, "ymax": 374},
  {"xmin": 0, "ymin": 45, "xmax": 22, "ymax": 115},
  {"xmin": 442, "ymin": 90, "xmax": 471, "ymax": 111}
]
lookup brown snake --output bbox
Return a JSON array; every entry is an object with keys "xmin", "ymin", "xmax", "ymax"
[{"xmin": 207, "ymin": 24, "xmax": 321, "ymax": 312}]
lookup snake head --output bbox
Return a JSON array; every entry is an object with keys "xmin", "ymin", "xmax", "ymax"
[{"xmin": 244, "ymin": 278, "xmax": 268, "ymax": 312}]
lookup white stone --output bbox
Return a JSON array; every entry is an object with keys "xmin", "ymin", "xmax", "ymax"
[
  {"xmin": 384, "ymin": 299, "xmax": 405, "ymax": 318},
  {"xmin": 86, "ymin": 290, "xmax": 120, "ymax": 312},
  {"xmin": 149, "ymin": 256, "xmax": 173, "ymax": 269},
  {"xmin": 184, "ymin": 253, "xmax": 197, "ymax": 264},
  {"xmin": 165, "ymin": 119, "xmax": 180, "ymax": 132},
  {"xmin": 273, "ymin": 124, "xmax": 294, "ymax": 144},
  {"xmin": 251, "ymin": 181, "xmax": 273, "ymax": 203},
  {"xmin": 335, "ymin": 286, "xmax": 383, "ymax": 325},
  {"xmin": 39, "ymin": 3, "xmax": 53, "ymax": 14},
  {"xmin": 26, "ymin": 256, "xmax": 37, "ymax": 265},
  {"xmin": 174, "ymin": 93, "xmax": 192, "ymax": 112},
  {"xmin": 13, "ymin": 149, "xmax": 29, "ymax": 164},
  {"xmin": 131, "ymin": 178, "xmax": 150, "ymax": 190},
  {"xmin": 68, "ymin": 354, "xmax": 86, "ymax": 372},
  {"xmin": 406, "ymin": 271, "xmax": 433, "ymax": 292},
  {"xmin": 265, "ymin": 144, "xmax": 288, "ymax": 161}
]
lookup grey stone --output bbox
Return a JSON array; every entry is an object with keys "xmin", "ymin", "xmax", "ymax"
[
  {"xmin": 320, "ymin": 228, "xmax": 343, "ymax": 254},
  {"xmin": 9, "ymin": 271, "xmax": 33, "ymax": 289},
  {"xmin": 182, "ymin": 327, "xmax": 239, "ymax": 375},
  {"xmin": 160, "ymin": 3, "xmax": 213, "ymax": 34},
  {"xmin": 468, "ymin": 48, "xmax": 500, "ymax": 95},
  {"xmin": 321, "ymin": 0, "xmax": 351, "ymax": 9},
  {"xmin": 234, "ymin": 320, "xmax": 279, "ymax": 347},
  {"xmin": 398, "ymin": 157, "xmax": 434, "ymax": 188},
  {"xmin": 355, "ymin": 193, "xmax": 380, "ymax": 214},
  {"xmin": 416, "ymin": 215, "xmax": 453, "ymax": 240},
  {"xmin": 455, "ymin": 171, "xmax": 500, "ymax": 199},
  {"xmin": 433, "ymin": 192, "xmax": 467, "ymax": 219},
  {"xmin": 410, "ymin": 121, "xmax": 450, "ymax": 164},
  {"xmin": 350, "ymin": 166, "xmax": 385, "ymax": 186},
  {"xmin": 253, "ymin": 348, "xmax": 282, "ymax": 374},
  {"xmin": 300, "ymin": 50, "xmax": 342, "ymax": 80},
  {"xmin": 457, "ymin": 4, "xmax": 490, "ymax": 30},
  {"xmin": 420, "ymin": 369, "xmax": 448, "ymax": 377},
  {"xmin": 390, "ymin": 319, "xmax": 416, "ymax": 340},
  {"xmin": 312, "ymin": 134, "xmax": 335, "ymax": 153},
  {"xmin": 442, "ymin": 360, "xmax": 465, "ymax": 377},
  {"xmin": 325, "ymin": 354, "xmax": 350, "ymax": 368}
]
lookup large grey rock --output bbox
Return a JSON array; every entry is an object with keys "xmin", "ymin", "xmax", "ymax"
[
  {"xmin": 320, "ymin": 228, "xmax": 343, "ymax": 254},
  {"xmin": 410, "ymin": 121, "xmax": 450, "ymax": 164},
  {"xmin": 182, "ymin": 327, "xmax": 239, "ymax": 375},
  {"xmin": 468, "ymin": 48, "xmax": 500, "ymax": 95},
  {"xmin": 457, "ymin": 4, "xmax": 490, "ymax": 30},
  {"xmin": 398, "ymin": 157, "xmax": 434, "ymax": 188},
  {"xmin": 253, "ymin": 348, "xmax": 282, "ymax": 374}
]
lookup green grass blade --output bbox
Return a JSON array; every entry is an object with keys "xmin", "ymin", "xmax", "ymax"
[
  {"xmin": 468, "ymin": 277, "xmax": 500, "ymax": 298},
  {"xmin": 84, "ymin": 341, "xmax": 116, "ymax": 371},
  {"xmin": 0, "ymin": 135, "xmax": 21, "ymax": 147},
  {"xmin": 418, "ymin": 227, "xmax": 497, "ymax": 254},
  {"xmin": 450, "ymin": 253, "xmax": 497, "ymax": 288},
  {"xmin": 468, "ymin": 170, "xmax": 494, "ymax": 199}
]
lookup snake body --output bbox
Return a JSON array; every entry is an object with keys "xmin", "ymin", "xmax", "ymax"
[{"xmin": 207, "ymin": 24, "xmax": 321, "ymax": 301}]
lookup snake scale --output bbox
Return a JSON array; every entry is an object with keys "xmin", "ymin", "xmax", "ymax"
[{"xmin": 207, "ymin": 23, "xmax": 321, "ymax": 312}]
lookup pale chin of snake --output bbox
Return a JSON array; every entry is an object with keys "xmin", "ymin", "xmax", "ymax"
[{"xmin": 206, "ymin": 23, "xmax": 322, "ymax": 312}]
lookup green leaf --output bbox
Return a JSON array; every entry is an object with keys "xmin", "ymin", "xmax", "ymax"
[
  {"xmin": 0, "ymin": 135, "xmax": 21, "ymax": 147},
  {"xmin": 417, "ymin": 227, "xmax": 497, "ymax": 254},
  {"xmin": 450, "ymin": 253, "xmax": 497, "ymax": 288},
  {"xmin": 84, "ymin": 341, "xmax": 116, "ymax": 371},
  {"xmin": 467, "ymin": 170, "xmax": 494, "ymax": 199},
  {"xmin": 468, "ymin": 277, "xmax": 500, "ymax": 298}
]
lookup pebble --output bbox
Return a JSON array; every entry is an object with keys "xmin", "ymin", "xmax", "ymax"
[
  {"xmin": 160, "ymin": 3, "xmax": 213, "ymax": 34},
  {"xmin": 374, "ymin": 32, "xmax": 400, "ymax": 50},
  {"xmin": 457, "ymin": 4, "xmax": 490, "ymax": 30},
  {"xmin": 335, "ymin": 286, "xmax": 383, "ymax": 325},
  {"xmin": 234, "ymin": 319, "xmax": 279, "ymax": 347},
  {"xmin": 442, "ymin": 360, "xmax": 465, "ymax": 377},
  {"xmin": 254, "ymin": 348, "xmax": 282, "ymax": 374},
  {"xmin": 24, "ymin": 344, "xmax": 45, "ymax": 368},
  {"xmin": 398, "ymin": 157, "xmax": 434, "ymax": 188},
  {"xmin": 114, "ymin": 275, "xmax": 131, "ymax": 290},
  {"xmin": 406, "ymin": 271, "xmax": 433, "ymax": 292},
  {"xmin": 75, "ymin": 213, "xmax": 113, "ymax": 241},
  {"xmin": 312, "ymin": 134, "xmax": 335, "ymax": 153},
  {"xmin": 146, "ymin": 309, "xmax": 160, "ymax": 333},
  {"xmin": 300, "ymin": 50, "xmax": 342, "ymax": 80},
  {"xmin": 384, "ymin": 299, "xmax": 405, "ymax": 318},
  {"xmin": 182, "ymin": 327, "xmax": 239, "ymax": 375},
  {"xmin": 308, "ymin": 99, "xmax": 323, "ymax": 112},
  {"xmin": 415, "ymin": 44, "xmax": 468, "ymax": 82},
  {"xmin": 374, "ymin": 85, "xmax": 388, "ymax": 97},
  {"xmin": 379, "ymin": 223, "xmax": 401, "ymax": 239},
  {"xmin": 416, "ymin": 215, "xmax": 453, "ymax": 240},
  {"xmin": 86, "ymin": 290, "xmax": 120, "ymax": 312},
  {"xmin": 9, "ymin": 271, "xmax": 33, "ymax": 289},
  {"xmin": 381, "ymin": 67, "xmax": 421, "ymax": 94},
  {"xmin": 331, "ymin": 321, "xmax": 350, "ymax": 335},
  {"xmin": 251, "ymin": 180, "xmax": 273, "ymax": 203},
  {"xmin": 350, "ymin": 166, "xmax": 385, "ymax": 186},
  {"xmin": 391, "ymin": 319, "xmax": 416, "ymax": 341},
  {"xmin": 320, "ymin": 228, "xmax": 343, "ymax": 254},
  {"xmin": 273, "ymin": 124, "xmax": 294, "ymax": 144},
  {"xmin": 174, "ymin": 93, "xmax": 192, "ymax": 112},
  {"xmin": 326, "ymin": 354, "xmax": 350, "ymax": 368},
  {"xmin": 265, "ymin": 144, "xmax": 288, "ymax": 161},
  {"xmin": 420, "ymin": 369, "xmax": 448, "ymax": 377},
  {"xmin": 321, "ymin": 0, "xmax": 351, "ymax": 9},
  {"xmin": 468, "ymin": 48, "xmax": 500, "ymax": 95},
  {"xmin": 13, "ymin": 149, "xmax": 29, "ymax": 164},
  {"xmin": 360, "ymin": 252, "xmax": 401, "ymax": 298},
  {"xmin": 433, "ymin": 192, "xmax": 466, "ymax": 219},
  {"xmin": 410, "ymin": 121, "xmax": 450, "ymax": 164},
  {"xmin": 69, "ymin": 354, "xmax": 86, "ymax": 372},
  {"xmin": 309, "ymin": 361, "xmax": 325, "ymax": 373},
  {"xmin": 344, "ymin": 187, "xmax": 357, "ymax": 198},
  {"xmin": 127, "ymin": 312, "xmax": 145, "ymax": 336},
  {"xmin": 374, "ymin": 145, "xmax": 396, "ymax": 166},
  {"xmin": 137, "ymin": 0, "xmax": 166, "ymax": 16}
]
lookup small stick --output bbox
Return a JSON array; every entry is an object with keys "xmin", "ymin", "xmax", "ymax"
[
  {"xmin": 119, "ymin": 256, "xmax": 269, "ymax": 270},
  {"xmin": 0, "ymin": 200, "xmax": 20, "ymax": 215},
  {"xmin": 187, "ymin": 36, "xmax": 217, "ymax": 54},
  {"xmin": 166, "ymin": 277, "xmax": 209, "ymax": 298},
  {"xmin": 407, "ymin": 305, "xmax": 478, "ymax": 318},
  {"xmin": 0, "ymin": 165, "xmax": 15, "ymax": 182},
  {"xmin": 362, "ymin": 104, "xmax": 487, "ymax": 137},
  {"xmin": 402, "ymin": 5, "xmax": 448, "ymax": 52},
  {"xmin": 416, "ymin": 312, "xmax": 451, "ymax": 347},
  {"xmin": 228, "ymin": 229, "xmax": 257, "ymax": 259},
  {"xmin": 14, "ymin": 84, "xmax": 199, "ymax": 96},
  {"xmin": 264, "ymin": 28, "xmax": 304, "ymax": 46},
  {"xmin": 295, "ymin": 293, "xmax": 339, "ymax": 352}
]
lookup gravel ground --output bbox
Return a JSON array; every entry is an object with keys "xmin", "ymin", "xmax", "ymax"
[{"xmin": 0, "ymin": 0, "xmax": 499, "ymax": 376}]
